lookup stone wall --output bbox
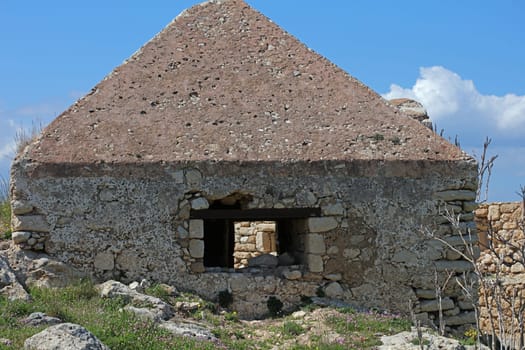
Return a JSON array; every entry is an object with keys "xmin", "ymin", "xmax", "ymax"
[
  {"xmin": 10, "ymin": 158, "xmax": 478, "ymax": 324},
  {"xmin": 476, "ymin": 201, "xmax": 525, "ymax": 342},
  {"xmin": 233, "ymin": 221, "xmax": 276, "ymax": 269},
  {"xmin": 476, "ymin": 202, "xmax": 525, "ymax": 274}
]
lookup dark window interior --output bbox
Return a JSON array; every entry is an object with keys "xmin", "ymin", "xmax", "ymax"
[{"xmin": 192, "ymin": 201, "xmax": 319, "ymax": 269}]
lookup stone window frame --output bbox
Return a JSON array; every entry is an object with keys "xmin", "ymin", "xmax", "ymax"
[{"xmin": 186, "ymin": 208, "xmax": 338, "ymax": 275}]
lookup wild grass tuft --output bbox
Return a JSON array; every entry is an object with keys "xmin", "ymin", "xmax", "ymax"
[
  {"xmin": 325, "ymin": 308, "xmax": 411, "ymax": 348},
  {"xmin": 0, "ymin": 176, "xmax": 11, "ymax": 238},
  {"xmin": 14, "ymin": 122, "xmax": 42, "ymax": 154}
]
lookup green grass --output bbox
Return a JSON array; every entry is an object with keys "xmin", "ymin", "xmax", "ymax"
[
  {"xmin": 325, "ymin": 308, "xmax": 411, "ymax": 348},
  {"xmin": 0, "ymin": 195, "xmax": 10, "ymax": 239},
  {"xmin": 282, "ymin": 320, "xmax": 305, "ymax": 337},
  {"xmin": 0, "ymin": 177, "xmax": 11, "ymax": 239},
  {"xmin": 0, "ymin": 281, "xmax": 220, "ymax": 349},
  {"xmin": 0, "ymin": 276, "xmax": 414, "ymax": 349}
]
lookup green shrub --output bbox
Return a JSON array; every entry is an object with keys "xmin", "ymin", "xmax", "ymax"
[
  {"xmin": 224, "ymin": 311, "xmax": 239, "ymax": 323},
  {"xmin": 282, "ymin": 321, "xmax": 304, "ymax": 336},
  {"xmin": 145, "ymin": 284, "xmax": 172, "ymax": 304}
]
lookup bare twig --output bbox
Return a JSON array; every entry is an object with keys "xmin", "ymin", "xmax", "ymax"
[{"xmin": 477, "ymin": 137, "xmax": 498, "ymax": 203}]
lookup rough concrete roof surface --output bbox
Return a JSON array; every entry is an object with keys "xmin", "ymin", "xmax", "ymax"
[{"xmin": 27, "ymin": 0, "xmax": 467, "ymax": 165}]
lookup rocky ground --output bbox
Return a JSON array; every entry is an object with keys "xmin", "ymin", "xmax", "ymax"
[{"xmin": 0, "ymin": 239, "xmax": 488, "ymax": 349}]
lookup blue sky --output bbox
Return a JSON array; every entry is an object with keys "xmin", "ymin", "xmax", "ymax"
[{"xmin": 1, "ymin": 1, "xmax": 524, "ymax": 201}]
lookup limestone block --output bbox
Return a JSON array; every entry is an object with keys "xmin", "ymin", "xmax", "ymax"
[
  {"xmin": 392, "ymin": 249, "xmax": 418, "ymax": 265},
  {"xmin": 463, "ymin": 201, "xmax": 478, "ymax": 212},
  {"xmin": 444, "ymin": 311, "xmax": 476, "ymax": 325},
  {"xmin": 418, "ymin": 297, "xmax": 454, "ymax": 312},
  {"xmin": 443, "ymin": 234, "xmax": 478, "ymax": 246},
  {"xmin": 11, "ymin": 200, "xmax": 33, "ymax": 215},
  {"xmin": 189, "ymin": 220, "xmax": 204, "ymax": 239},
  {"xmin": 511, "ymin": 263, "xmax": 525, "ymax": 273},
  {"xmin": 12, "ymin": 231, "xmax": 31, "ymax": 244},
  {"xmin": 327, "ymin": 246, "xmax": 339, "ymax": 255},
  {"xmin": 445, "ymin": 249, "xmax": 462, "ymax": 261},
  {"xmin": 116, "ymin": 251, "xmax": 140, "ymax": 272},
  {"xmin": 238, "ymin": 227, "xmax": 252, "ymax": 236},
  {"xmin": 190, "ymin": 197, "xmax": 209, "ymax": 210},
  {"xmin": 94, "ymin": 252, "xmax": 114, "ymax": 270},
  {"xmin": 307, "ymin": 217, "xmax": 338, "ymax": 233},
  {"xmin": 189, "ymin": 240, "xmax": 204, "ymax": 258},
  {"xmin": 324, "ymin": 282, "xmax": 344, "ymax": 298},
  {"xmin": 476, "ymin": 207, "xmax": 488, "ymax": 217},
  {"xmin": 256, "ymin": 231, "xmax": 273, "ymax": 252},
  {"xmin": 503, "ymin": 221, "xmax": 518, "ymax": 230},
  {"xmin": 257, "ymin": 223, "xmax": 275, "ymax": 232},
  {"xmin": 236, "ymin": 243, "xmax": 256, "ymax": 252},
  {"xmin": 343, "ymin": 248, "xmax": 360, "ymax": 259},
  {"xmin": 27, "ymin": 238, "xmax": 37, "ymax": 246},
  {"xmin": 307, "ymin": 254, "xmax": 324, "ymax": 273},
  {"xmin": 24, "ymin": 323, "xmax": 110, "ymax": 350},
  {"xmin": 233, "ymin": 252, "xmax": 251, "ymax": 260},
  {"xmin": 415, "ymin": 289, "xmax": 436, "ymax": 299},
  {"xmin": 12, "ymin": 215, "xmax": 50, "ymax": 233},
  {"xmin": 177, "ymin": 225, "xmax": 189, "ymax": 239},
  {"xmin": 185, "ymin": 169, "xmax": 202, "ymax": 188},
  {"xmin": 434, "ymin": 260, "xmax": 473, "ymax": 273},
  {"xmin": 282, "ymin": 270, "xmax": 301, "ymax": 280},
  {"xmin": 500, "ymin": 203, "xmax": 519, "ymax": 213},
  {"xmin": 229, "ymin": 275, "xmax": 246, "ymax": 292},
  {"xmin": 488, "ymin": 205, "xmax": 500, "ymax": 220},
  {"xmin": 433, "ymin": 190, "xmax": 476, "ymax": 202},
  {"xmin": 349, "ymin": 235, "xmax": 366, "ymax": 244},
  {"xmin": 322, "ymin": 203, "xmax": 345, "ymax": 216},
  {"xmin": 444, "ymin": 307, "xmax": 460, "ymax": 316},
  {"xmin": 190, "ymin": 262, "xmax": 205, "ymax": 273},
  {"xmin": 324, "ymin": 273, "xmax": 342, "ymax": 281},
  {"xmin": 305, "ymin": 234, "xmax": 326, "ymax": 254},
  {"xmin": 458, "ymin": 300, "xmax": 474, "ymax": 310}
]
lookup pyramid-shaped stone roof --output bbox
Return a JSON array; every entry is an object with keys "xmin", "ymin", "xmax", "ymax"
[{"xmin": 27, "ymin": 0, "xmax": 467, "ymax": 167}]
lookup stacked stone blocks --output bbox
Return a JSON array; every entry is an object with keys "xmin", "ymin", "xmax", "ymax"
[{"xmin": 476, "ymin": 201, "xmax": 525, "ymax": 341}]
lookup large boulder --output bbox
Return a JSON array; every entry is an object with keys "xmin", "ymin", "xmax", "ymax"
[
  {"xmin": 0, "ymin": 254, "xmax": 30, "ymax": 301},
  {"xmin": 24, "ymin": 323, "xmax": 109, "ymax": 350},
  {"xmin": 4, "ymin": 245, "xmax": 87, "ymax": 289},
  {"xmin": 96, "ymin": 280, "xmax": 174, "ymax": 321}
]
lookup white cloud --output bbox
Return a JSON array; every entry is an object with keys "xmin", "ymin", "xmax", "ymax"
[
  {"xmin": 383, "ymin": 66, "xmax": 525, "ymax": 201},
  {"xmin": 383, "ymin": 66, "xmax": 525, "ymax": 136},
  {"xmin": 0, "ymin": 141, "xmax": 15, "ymax": 160}
]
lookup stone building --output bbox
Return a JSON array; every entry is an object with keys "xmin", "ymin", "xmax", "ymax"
[{"xmin": 10, "ymin": 0, "xmax": 478, "ymax": 324}]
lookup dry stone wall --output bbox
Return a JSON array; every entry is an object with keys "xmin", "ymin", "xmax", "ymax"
[
  {"xmin": 233, "ymin": 221, "xmax": 276, "ymax": 269},
  {"xmin": 10, "ymin": 158, "xmax": 478, "ymax": 325},
  {"xmin": 475, "ymin": 201, "xmax": 525, "ymax": 341}
]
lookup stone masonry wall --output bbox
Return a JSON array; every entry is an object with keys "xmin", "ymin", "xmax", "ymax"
[
  {"xmin": 475, "ymin": 201, "xmax": 525, "ymax": 340},
  {"xmin": 233, "ymin": 221, "xmax": 276, "ymax": 269},
  {"xmin": 10, "ymin": 159, "xmax": 478, "ymax": 323}
]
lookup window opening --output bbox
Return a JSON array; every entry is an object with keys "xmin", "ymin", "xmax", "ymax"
[{"xmin": 192, "ymin": 197, "xmax": 320, "ymax": 270}]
